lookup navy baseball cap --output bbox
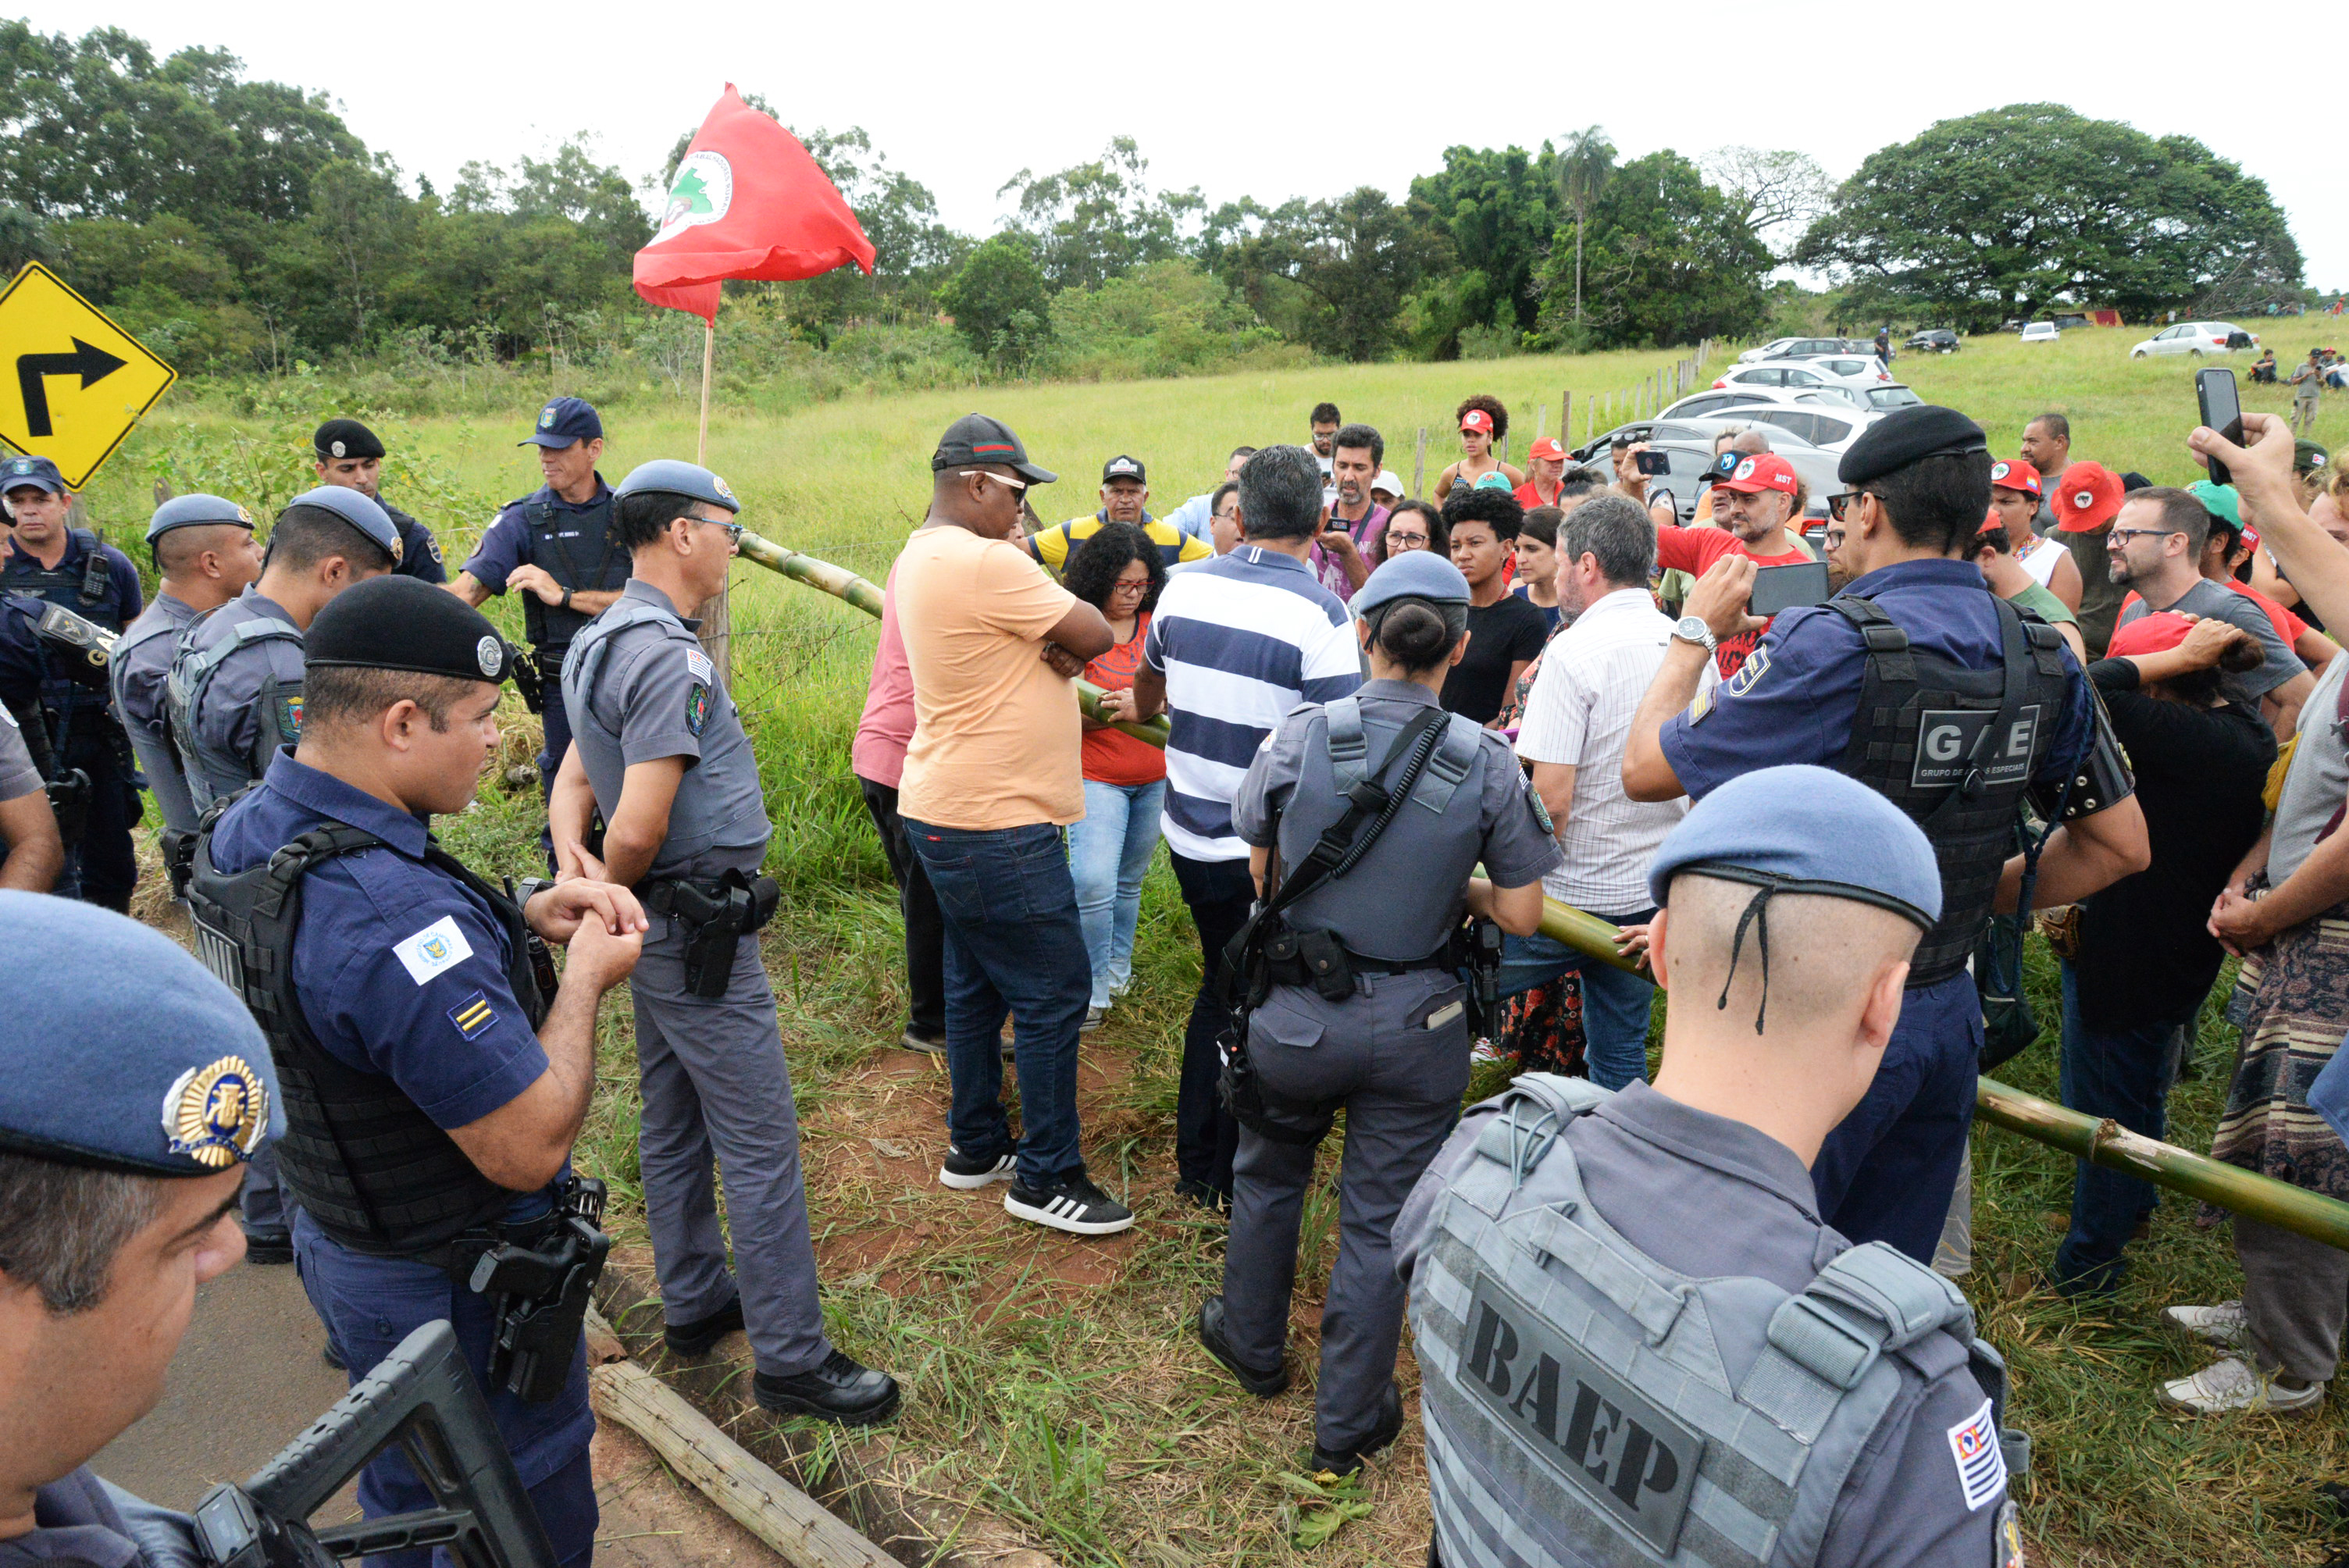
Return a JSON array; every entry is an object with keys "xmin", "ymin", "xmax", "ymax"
[
  {"xmin": 147, "ymin": 493, "xmax": 255, "ymax": 543},
  {"xmin": 614, "ymin": 459, "xmax": 741, "ymax": 515},
  {"xmin": 1, "ymin": 454, "xmax": 66, "ymax": 494},
  {"xmin": 0, "ymin": 891, "xmax": 278, "ymax": 1175},
  {"xmin": 520, "ymin": 397, "xmax": 603, "ymax": 449},
  {"xmin": 932, "ymin": 413, "xmax": 1056, "ymax": 484},
  {"xmin": 284, "ymin": 484, "xmax": 402, "ymax": 562},
  {"xmin": 1102, "ymin": 454, "xmax": 1147, "ymax": 486}
]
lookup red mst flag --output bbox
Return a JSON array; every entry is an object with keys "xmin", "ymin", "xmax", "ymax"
[{"xmin": 633, "ymin": 86, "xmax": 876, "ymax": 323}]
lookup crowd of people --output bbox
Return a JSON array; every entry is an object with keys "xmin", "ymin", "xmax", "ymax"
[{"xmin": 5, "ymin": 372, "xmax": 2349, "ymax": 1567}]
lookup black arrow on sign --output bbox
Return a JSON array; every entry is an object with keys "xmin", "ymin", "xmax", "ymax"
[{"xmin": 16, "ymin": 338, "xmax": 127, "ymax": 437}]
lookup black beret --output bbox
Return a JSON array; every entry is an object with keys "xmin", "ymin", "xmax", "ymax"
[
  {"xmin": 314, "ymin": 418, "xmax": 386, "ymax": 461},
  {"xmin": 1837, "ymin": 405, "xmax": 1988, "ymax": 487},
  {"xmin": 304, "ymin": 576, "xmax": 522, "ymax": 684}
]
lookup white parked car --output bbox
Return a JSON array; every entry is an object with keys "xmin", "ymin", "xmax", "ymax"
[
  {"xmin": 2019, "ymin": 322, "xmax": 2061, "ymax": 344},
  {"xmin": 2130, "ymin": 321, "xmax": 2258, "ymax": 358},
  {"xmin": 1663, "ymin": 384, "xmax": 1853, "ymax": 422},
  {"xmin": 1738, "ymin": 337, "xmax": 1805, "ymax": 365},
  {"xmin": 1659, "ymin": 394, "xmax": 1877, "ymax": 453},
  {"xmin": 1709, "ymin": 359, "xmax": 1877, "ymax": 400}
]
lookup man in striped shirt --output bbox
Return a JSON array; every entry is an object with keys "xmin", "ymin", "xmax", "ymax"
[{"xmin": 1132, "ymin": 445, "xmax": 1363, "ymax": 1208}]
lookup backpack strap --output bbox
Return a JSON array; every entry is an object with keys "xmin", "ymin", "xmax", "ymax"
[
  {"xmin": 1739, "ymin": 1239, "xmax": 1971, "ymax": 1441},
  {"xmin": 1412, "ymin": 712, "xmax": 1485, "ymax": 814},
  {"xmin": 1327, "ymin": 696, "xmax": 1369, "ymax": 796}
]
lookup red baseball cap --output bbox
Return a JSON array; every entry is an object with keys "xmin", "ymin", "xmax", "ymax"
[
  {"xmin": 1460, "ymin": 408, "xmax": 1495, "ymax": 434},
  {"xmin": 2241, "ymin": 523, "xmax": 2262, "ymax": 554},
  {"xmin": 2053, "ymin": 461, "xmax": 2125, "ymax": 533},
  {"xmin": 1715, "ymin": 452, "xmax": 1799, "ymax": 496},
  {"xmin": 1988, "ymin": 459, "xmax": 2042, "ymax": 498},
  {"xmin": 1527, "ymin": 437, "xmax": 1566, "ymax": 461},
  {"xmin": 2105, "ymin": 611, "xmax": 2197, "ymax": 659}
]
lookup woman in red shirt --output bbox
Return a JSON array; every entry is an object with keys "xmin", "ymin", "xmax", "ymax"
[{"xmin": 1064, "ymin": 524, "xmax": 1169, "ymax": 1028}]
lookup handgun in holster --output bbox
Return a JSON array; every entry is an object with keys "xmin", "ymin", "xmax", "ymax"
[
  {"xmin": 467, "ymin": 1178, "xmax": 610, "ymax": 1404},
  {"xmin": 516, "ymin": 648, "xmax": 553, "ymax": 716},
  {"xmin": 658, "ymin": 869, "xmax": 780, "ymax": 999},
  {"xmin": 1459, "ymin": 918, "xmax": 1504, "ymax": 1037},
  {"xmin": 45, "ymin": 765, "xmax": 91, "ymax": 843},
  {"xmin": 191, "ymin": 1318, "xmax": 555, "ymax": 1568}
]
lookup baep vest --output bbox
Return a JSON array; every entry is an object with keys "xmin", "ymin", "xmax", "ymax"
[
  {"xmin": 1413, "ymin": 1075, "xmax": 2018, "ymax": 1568},
  {"xmin": 165, "ymin": 607, "xmax": 305, "ymax": 812},
  {"xmin": 185, "ymin": 814, "xmax": 549, "ymax": 1256},
  {"xmin": 519, "ymin": 492, "xmax": 626, "ymax": 650},
  {"xmin": 1274, "ymin": 695, "xmax": 1487, "ymax": 963},
  {"xmin": 1829, "ymin": 593, "xmax": 2069, "ymax": 986}
]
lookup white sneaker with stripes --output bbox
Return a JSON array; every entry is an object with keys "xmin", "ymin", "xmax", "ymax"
[{"xmin": 1004, "ymin": 1172, "xmax": 1135, "ymax": 1235}]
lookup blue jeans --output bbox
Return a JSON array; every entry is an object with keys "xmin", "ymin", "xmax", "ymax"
[
  {"xmin": 2052, "ymin": 960, "xmax": 2190, "ymax": 1293},
  {"xmin": 1495, "ymin": 911, "xmax": 1656, "ymax": 1091},
  {"xmin": 1811, "ymin": 969, "xmax": 1980, "ymax": 1264},
  {"xmin": 904, "ymin": 818, "xmax": 1089, "ymax": 1188},
  {"xmin": 1070, "ymin": 779, "xmax": 1164, "ymax": 1010}
]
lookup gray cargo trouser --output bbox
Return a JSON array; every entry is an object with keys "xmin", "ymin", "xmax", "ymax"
[
  {"xmin": 632, "ymin": 924, "xmax": 832, "ymax": 1378},
  {"xmin": 1220, "ymin": 970, "xmax": 1470, "ymax": 1451},
  {"xmin": 2237, "ymin": 1214, "xmax": 2349, "ymax": 1384}
]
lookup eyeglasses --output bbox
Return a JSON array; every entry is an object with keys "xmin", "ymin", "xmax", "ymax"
[
  {"xmin": 1823, "ymin": 529, "xmax": 1848, "ymax": 551},
  {"xmin": 690, "ymin": 511, "xmax": 744, "ymax": 545},
  {"xmin": 1110, "ymin": 577, "xmax": 1150, "ymax": 596},
  {"xmin": 1386, "ymin": 531, "xmax": 1431, "ymax": 547},
  {"xmin": 961, "ymin": 469, "xmax": 1028, "ymax": 494},
  {"xmin": 2106, "ymin": 527, "xmax": 2182, "ymax": 545},
  {"xmin": 1827, "ymin": 491, "xmax": 1866, "ymax": 521}
]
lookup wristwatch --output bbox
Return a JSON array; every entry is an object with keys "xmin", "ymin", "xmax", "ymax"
[
  {"xmin": 558, "ymin": 586, "xmax": 575, "ymax": 611},
  {"xmin": 1671, "ymin": 615, "xmax": 1718, "ymax": 654},
  {"xmin": 515, "ymin": 875, "xmax": 556, "ymax": 910}
]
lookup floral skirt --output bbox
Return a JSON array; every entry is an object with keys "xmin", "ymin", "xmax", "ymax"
[
  {"xmin": 2204, "ymin": 903, "xmax": 2349, "ymax": 1211},
  {"xmin": 1495, "ymin": 971, "xmax": 1587, "ymax": 1078}
]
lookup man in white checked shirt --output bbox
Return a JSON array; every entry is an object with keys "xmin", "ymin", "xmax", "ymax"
[{"xmin": 1505, "ymin": 495, "xmax": 1702, "ymax": 1089}]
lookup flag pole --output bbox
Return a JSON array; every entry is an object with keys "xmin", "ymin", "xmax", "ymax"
[
  {"xmin": 697, "ymin": 320, "xmax": 715, "ymax": 464},
  {"xmin": 695, "ymin": 316, "xmax": 732, "ymax": 682}
]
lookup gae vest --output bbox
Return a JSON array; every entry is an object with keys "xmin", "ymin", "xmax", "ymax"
[
  {"xmin": 185, "ymin": 813, "xmax": 550, "ymax": 1256},
  {"xmin": 165, "ymin": 604, "xmax": 303, "ymax": 812},
  {"xmin": 1413, "ymin": 1075, "xmax": 2021, "ymax": 1568},
  {"xmin": 515, "ymin": 491, "xmax": 626, "ymax": 650},
  {"xmin": 1273, "ymin": 695, "xmax": 1488, "ymax": 963},
  {"xmin": 560, "ymin": 597, "xmax": 765, "ymax": 877},
  {"xmin": 1827, "ymin": 593, "xmax": 2069, "ymax": 986}
]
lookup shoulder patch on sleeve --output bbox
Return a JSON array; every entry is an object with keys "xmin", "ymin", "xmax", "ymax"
[
  {"xmin": 686, "ymin": 683, "xmax": 711, "ymax": 736},
  {"xmin": 447, "ymin": 990, "xmax": 498, "ymax": 1041},
  {"xmin": 1524, "ymin": 775, "xmax": 1555, "ymax": 835},
  {"xmin": 274, "ymin": 692, "xmax": 304, "ymax": 744},
  {"xmin": 394, "ymin": 914, "xmax": 476, "ymax": 986},
  {"xmin": 686, "ymin": 647, "xmax": 714, "ymax": 682},
  {"xmin": 1945, "ymin": 1398, "xmax": 2008, "ymax": 1512},
  {"xmin": 1720, "ymin": 645, "xmax": 1771, "ymax": 699}
]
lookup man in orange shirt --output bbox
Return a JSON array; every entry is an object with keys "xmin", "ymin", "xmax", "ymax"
[
  {"xmin": 1652, "ymin": 452, "xmax": 1816, "ymax": 678},
  {"xmin": 891, "ymin": 415, "xmax": 1131, "ymax": 1236}
]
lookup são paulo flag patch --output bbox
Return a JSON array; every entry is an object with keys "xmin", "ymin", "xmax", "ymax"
[{"xmin": 1946, "ymin": 1399, "xmax": 2008, "ymax": 1511}]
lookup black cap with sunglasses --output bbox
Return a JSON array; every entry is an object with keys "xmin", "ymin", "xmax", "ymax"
[{"xmin": 932, "ymin": 412, "xmax": 1058, "ymax": 485}]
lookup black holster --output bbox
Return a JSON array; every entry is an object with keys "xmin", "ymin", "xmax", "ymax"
[
  {"xmin": 465, "ymin": 1178, "xmax": 610, "ymax": 1404},
  {"xmin": 520, "ymin": 647, "xmax": 561, "ymax": 716},
  {"xmin": 45, "ymin": 766, "xmax": 90, "ymax": 845},
  {"xmin": 1216, "ymin": 1021, "xmax": 1333, "ymax": 1147},
  {"xmin": 645, "ymin": 869, "xmax": 780, "ymax": 998}
]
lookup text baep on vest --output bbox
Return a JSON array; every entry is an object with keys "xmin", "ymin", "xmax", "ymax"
[
  {"xmin": 1412, "ymin": 1075, "xmax": 2019, "ymax": 1568},
  {"xmin": 184, "ymin": 816, "xmax": 550, "ymax": 1256},
  {"xmin": 1827, "ymin": 593, "xmax": 2069, "ymax": 986},
  {"xmin": 520, "ymin": 492, "xmax": 626, "ymax": 649}
]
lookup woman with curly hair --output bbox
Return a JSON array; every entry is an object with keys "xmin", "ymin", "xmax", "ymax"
[
  {"xmin": 1433, "ymin": 394, "xmax": 1525, "ymax": 502},
  {"xmin": 1063, "ymin": 522, "xmax": 1168, "ymax": 1029}
]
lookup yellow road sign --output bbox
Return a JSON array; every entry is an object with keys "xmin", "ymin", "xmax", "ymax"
[{"xmin": 0, "ymin": 262, "xmax": 176, "ymax": 490}]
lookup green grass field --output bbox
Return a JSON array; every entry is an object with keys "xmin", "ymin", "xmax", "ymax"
[{"xmin": 94, "ymin": 328, "xmax": 2349, "ymax": 1565}]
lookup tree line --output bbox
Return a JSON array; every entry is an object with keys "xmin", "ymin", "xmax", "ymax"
[{"xmin": 0, "ymin": 22, "xmax": 2310, "ymax": 385}]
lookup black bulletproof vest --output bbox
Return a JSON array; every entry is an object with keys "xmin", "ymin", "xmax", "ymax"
[
  {"xmin": 520, "ymin": 492, "xmax": 625, "ymax": 650},
  {"xmin": 1830, "ymin": 593, "xmax": 2069, "ymax": 986},
  {"xmin": 7, "ymin": 529, "xmax": 119, "ymax": 626},
  {"xmin": 185, "ymin": 815, "xmax": 551, "ymax": 1256}
]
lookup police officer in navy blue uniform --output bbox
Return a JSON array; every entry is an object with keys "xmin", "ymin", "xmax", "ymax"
[
  {"xmin": 187, "ymin": 575, "xmax": 649, "ymax": 1568},
  {"xmin": 312, "ymin": 419, "xmax": 447, "ymax": 583},
  {"xmin": 550, "ymin": 460, "xmax": 901, "ymax": 1426},
  {"xmin": 0, "ymin": 892, "xmax": 280, "ymax": 1568},
  {"xmin": 1, "ymin": 454, "xmax": 143, "ymax": 910},
  {"xmin": 1624, "ymin": 404, "xmax": 2150, "ymax": 1263},
  {"xmin": 111, "ymin": 494, "xmax": 263, "ymax": 840},
  {"xmin": 451, "ymin": 398, "xmax": 629, "ymax": 807},
  {"xmin": 0, "ymin": 595, "xmax": 82, "ymax": 891},
  {"xmin": 1196, "ymin": 551, "xmax": 1561, "ymax": 1477}
]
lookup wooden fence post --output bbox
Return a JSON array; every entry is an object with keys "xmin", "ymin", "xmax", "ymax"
[{"xmin": 1413, "ymin": 427, "xmax": 1428, "ymax": 497}]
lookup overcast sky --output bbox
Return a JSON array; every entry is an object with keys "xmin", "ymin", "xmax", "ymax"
[{"xmin": 29, "ymin": 0, "xmax": 2346, "ymax": 295}]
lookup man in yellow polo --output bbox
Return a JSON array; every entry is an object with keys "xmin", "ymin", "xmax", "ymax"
[{"xmin": 1028, "ymin": 455, "xmax": 1212, "ymax": 574}]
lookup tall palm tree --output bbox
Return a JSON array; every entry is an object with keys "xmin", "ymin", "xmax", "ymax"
[{"xmin": 1556, "ymin": 127, "xmax": 1616, "ymax": 324}]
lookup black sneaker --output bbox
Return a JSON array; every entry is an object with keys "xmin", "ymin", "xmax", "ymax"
[
  {"xmin": 753, "ymin": 1350, "xmax": 900, "ymax": 1426},
  {"xmin": 900, "ymin": 1026, "xmax": 946, "ymax": 1054},
  {"xmin": 1312, "ymin": 1383, "xmax": 1405, "ymax": 1478},
  {"xmin": 1004, "ymin": 1171, "xmax": 1135, "ymax": 1235},
  {"xmin": 664, "ymin": 1295, "xmax": 745, "ymax": 1359},
  {"xmin": 242, "ymin": 1229, "xmax": 293, "ymax": 1266},
  {"xmin": 939, "ymin": 1146, "xmax": 1016, "ymax": 1190},
  {"xmin": 1196, "ymin": 1295, "xmax": 1289, "ymax": 1397}
]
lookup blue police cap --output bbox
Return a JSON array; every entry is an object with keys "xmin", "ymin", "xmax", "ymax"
[
  {"xmin": 1, "ymin": 454, "xmax": 65, "ymax": 494},
  {"xmin": 1647, "ymin": 764, "xmax": 1941, "ymax": 927},
  {"xmin": 1353, "ymin": 550, "xmax": 1470, "ymax": 615},
  {"xmin": 147, "ymin": 493, "xmax": 256, "ymax": 543},
  {"xmin": 614, "ymin": 459, "xmax": 740, "ymax": 515},
  {"xmin": 0, "ymin": 892, "xmax": 279, "ymax": 1175},
  {"xmin": 284, "ymin": 484, "xmax": 401, "ymax": 560},
  {"xmin": 519, "ymin": 397, "xmax": 603, "ymax": 450}
]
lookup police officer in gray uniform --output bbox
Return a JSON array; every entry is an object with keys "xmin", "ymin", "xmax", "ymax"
[
  {"xmin": 1398, "ymin": 764, "xmax": 2026, "ymax": 1568},
  {"xmin": 0, "ymin": 892, "xmax": 280, "ymax": 1568},
  {"xmin": 111, "ymin": 494, "xmax": 262, "ymax": 839},
  {"xmin": 550, "ymin": 459, "xmax": 900, "ymax": 1424},
  {"xmin": 168, "ymin": 486, "xmax": 399, "ymax": 814},
  {"xmin": 1196, "ymin": 551, "xmax": 1561, "ymax": 1477}
]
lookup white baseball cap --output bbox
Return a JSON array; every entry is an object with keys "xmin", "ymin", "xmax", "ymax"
[{"xmin": 1372, "ymin": 469, "xmax": 1403, "ymax": 497}]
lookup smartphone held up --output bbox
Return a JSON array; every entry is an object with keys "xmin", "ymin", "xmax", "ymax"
[{"xmin": 2197, "ymin": 368, "xmax": 2243, "ymax": 486}]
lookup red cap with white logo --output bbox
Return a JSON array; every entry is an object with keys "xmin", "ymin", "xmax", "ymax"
[
  {"xmin": 1714, "ymin": 452, "xmax": 1799, "ymax": 496},
  {"xmin": 1460, "ymin": 408, "xmax": 1495, "ymax": 434},
  {"xmin": 1989, "ymin": 459, "xmax": 2042, "ymax": 498}
]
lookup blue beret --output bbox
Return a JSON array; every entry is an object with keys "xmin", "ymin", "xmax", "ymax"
[
  {"xmin": 148, "ymin": 493, "xmax": 255, "ymax": 543},
  {"xmin": 520, "ymin": 397, "xmax": 603, "ymax": 449},
  {"xmin": 614, "ymin": 459, "xmax": 740, "ymax": 515},
  {"xmin": 1837, "ymin": 404, "xmax": 1987, "ymax": 487},
  {"xmin": 284, "ymin": 485, "xmax": 401, "ymax": 559},
  {"xmin": 1647, "ymin": 764, "xmax": 1941, "ymax": 928},
  {"xmin": 1, "ymin": 454, "xmax": 65, "ymax": 494},
  {"xmin": 1353, "ymin": 551, "xmax": 1470, "ymax": 614},
  {"xmin": 0, "ymin": 893, "xmax": 279, "ymax": 1175}
]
